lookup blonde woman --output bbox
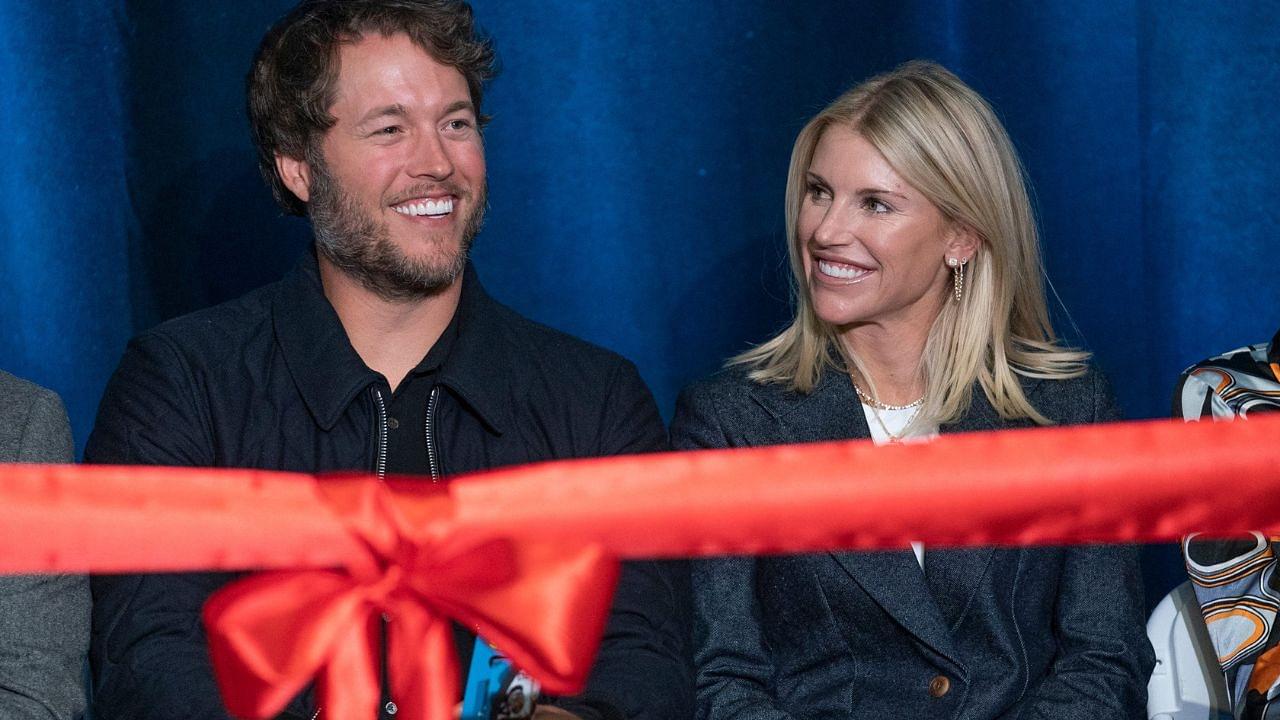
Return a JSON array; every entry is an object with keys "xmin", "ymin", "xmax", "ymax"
[{"xmin": 671, "ymin": 61, "xmax": 1153, "ymax": 719}]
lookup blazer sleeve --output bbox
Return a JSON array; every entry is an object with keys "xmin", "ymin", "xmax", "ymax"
[
  {"xmin": 84, "ymin": 334, "xmax": 238, "ymax": 720},
  {"xmin": 0, "ymin": 386, "xmax": 89, "ymax": 720},
  {"xmin": 549, "ymin": 359, "xmax": 693, "ymax": 720},
  {"xmin": 1013, "ymin": 371, "xmax": 1155, "ymax": 719},
  {"xmin": 671, "ymin": 385, "xmax": 798, "ymax": 720}
]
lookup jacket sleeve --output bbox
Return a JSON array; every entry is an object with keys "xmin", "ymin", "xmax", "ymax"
[
  {"xmin": 550, "ymin": 360, "xmax": 693, "ymax": 720},
  {"xmin": 1013, "ymin": 370, "xmax": 1154, "ymax": 719},
  {"xmin": 670, "ymin": 385, "xmax": 797, "ymax": 720},
  {"xmin": 84, "ymin": 333, "xmax": 238, "ymax": 720},
  {"xmin": 0, "ymin": 387, "xmax": 90, "ymax": 720},
  {"xmin": 1013, "ymin": 545, "xmax": 1154, "ymax": 720}
]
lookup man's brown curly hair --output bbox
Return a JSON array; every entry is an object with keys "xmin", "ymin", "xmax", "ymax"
[{"xmin": 247, "ymin": 0, "xmax": 497, "ymax": 216}]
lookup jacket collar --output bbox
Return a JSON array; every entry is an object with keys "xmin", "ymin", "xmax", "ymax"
[
  {"xmin": 747, "ymin": 364, "xmax": 1038, "ymax": 673},
  {"xmin": 273, "ymin": 250, "xmax": 510, "ymax": 434},
  {"xmin": 745, "ymin": 362, "xmax": 1041, "ymax": 436},
  {"xmin": 745, "ymin": 364, "xmax": 867, "ymax": 442},
  {"xmin": 434, "ymin": 263, "xmax": 511, "ymax": 435}
]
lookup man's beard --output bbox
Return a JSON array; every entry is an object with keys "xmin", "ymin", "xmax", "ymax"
[{"xmin": 308, "ymin": 157, "xmax": 487, "ymax": 302}]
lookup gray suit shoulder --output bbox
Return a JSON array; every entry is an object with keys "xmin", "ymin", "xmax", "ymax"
[
  {"xmin": 0, "ymin": 370, "xmax": 73, "ymax": 464},
  {"xmin": 0, "ymin": 369, "xmax": 61, "ymax": 415},
  {"xmin": 0, "ymin": 371, "xmax": 87, "ymax": 720},
  {"xmin": 0, "ymin": 368, "xmax": 43, "ymax": 396}
]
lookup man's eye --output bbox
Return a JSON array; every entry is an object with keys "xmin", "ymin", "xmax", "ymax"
[
  {"xmin": 446, "ymin": 119, "xmax": 473, "ymax": 132},
  {"xmin": 376, "ymin": 126, "xmax": 402, "ymax": 136}
]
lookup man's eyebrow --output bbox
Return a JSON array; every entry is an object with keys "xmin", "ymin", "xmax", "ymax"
[
  {"xmin": 442, "ymin": 100, "xmax": 476, "ymax": 116},
  {"xmin": 355, "ymin": 100, "xmax": 475, "ymax": 128},
  {"xmin": 355, "ymin": 103, "xmax": 409, "ymax": 128}
]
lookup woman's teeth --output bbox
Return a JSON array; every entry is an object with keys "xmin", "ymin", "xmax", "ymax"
[{"xmin": 817, "ymin": 259, "xmax": 872, "ymax": 280}]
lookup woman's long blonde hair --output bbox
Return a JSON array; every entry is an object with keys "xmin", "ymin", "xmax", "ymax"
[{"xmin": 735, "ymin": 60, "xmax": 1087, "ymax": 426}]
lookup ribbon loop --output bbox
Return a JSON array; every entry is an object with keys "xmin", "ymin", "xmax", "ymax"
[{"xmin": 203, "ymin": 477, "xmax": 619, "ymax": 720}]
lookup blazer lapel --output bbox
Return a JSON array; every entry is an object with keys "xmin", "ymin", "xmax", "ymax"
[
  {"xmin": 924, "ymin": 385, "xmax": 1035, "ymax": 632},
  {"xmin": 829, "ymin": 549, "xmax": 962, "ymax": 667},
  {"xmin": 923, "ymin": 547, "xmax": 997, "ymax": 632},
  {"xmin": 748, "ymin": 368, "xmax": 963, "ymax": 668}
]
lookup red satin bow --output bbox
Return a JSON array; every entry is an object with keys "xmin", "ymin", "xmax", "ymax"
[{"xmin": 203, "ymin": 477, "xmax": 619, "ymax": 720}]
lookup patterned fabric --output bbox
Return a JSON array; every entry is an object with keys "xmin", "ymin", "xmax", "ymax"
[
  {"xmin": 1176, "ymin": 328, "xmax": 1280, "ymax": 718},
  {"xmin": 1175, "ymin": 329, "xmax": 1280, "ymax": 420}
]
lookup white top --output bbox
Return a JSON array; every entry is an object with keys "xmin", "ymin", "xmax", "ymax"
[{"xmin": 861, "ymin": 403, "xmax": 939, "ymax": 569}]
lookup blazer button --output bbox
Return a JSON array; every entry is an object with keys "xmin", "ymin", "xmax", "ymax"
[{"xmin": 929, "ymin": 675, "xmax": 951, "ymax": 698}]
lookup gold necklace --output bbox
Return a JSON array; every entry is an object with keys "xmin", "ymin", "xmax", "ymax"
[{"xmin": 851, "ymin": 380, "xmax": 923, "ymax": 411}]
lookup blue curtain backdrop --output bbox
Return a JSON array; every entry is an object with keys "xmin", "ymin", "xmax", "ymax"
[{"xmin": 1, "ymin": 1, "xmax": 1277, "ymax": 605}]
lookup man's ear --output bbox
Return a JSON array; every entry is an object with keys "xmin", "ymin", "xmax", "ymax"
[
  {"xmin": 275, "ymin": 153, "xmax": 312, "ymax": 204},
  {"xmin": 945, "ymin": 221, "xmax": 982, "ymax": 263}
]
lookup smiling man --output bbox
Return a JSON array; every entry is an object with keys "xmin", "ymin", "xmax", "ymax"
[{"xmin": 85, "ymin": 2, "xmax": 690, "ymax": 720}]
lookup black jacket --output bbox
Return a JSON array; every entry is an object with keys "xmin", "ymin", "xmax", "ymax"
[
  {"xmin": 87, "ymin": 253, "xmax": 691, "ymax": 720},
  {"xmin": 672, "ymin": 366, "xmax": 1154, "ymax": 720}
]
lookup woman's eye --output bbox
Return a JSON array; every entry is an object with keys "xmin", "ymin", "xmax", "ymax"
[
  {"xmin": 807, "ymin": 183, "xmax": 830, "ymax": 201},
  {"xmin": 864, "ymin": 197, "xmax": 891, "ymax": 214}
]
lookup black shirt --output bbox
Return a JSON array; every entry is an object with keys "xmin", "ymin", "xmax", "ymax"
[
  {"xmin": 86, "ymin": 257, "xmax": 690, "ymax": 720},
  {"xmin": 383, "ymin": 314, "xmax": 456, "ymax": 480},
  {"xmin": 377, "ymin": 317, "xmax": 479, "ymax": 713}
]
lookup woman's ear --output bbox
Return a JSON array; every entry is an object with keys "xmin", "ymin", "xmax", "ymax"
[{"xmin": 944, "ymin": 222, "xmax": 982, "ymax": 263}]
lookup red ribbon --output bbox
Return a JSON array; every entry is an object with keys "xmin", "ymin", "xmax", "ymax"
[
  {"xmin": 202, "ymin": 478, "xmax": 618, "ymax": 720},
  {"xmin": 2, "ymin": 415, "xmax": 1280, "ymax": 719}
]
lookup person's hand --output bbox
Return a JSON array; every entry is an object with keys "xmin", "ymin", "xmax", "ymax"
[{"xmin": 532, "ymin": 708, "xmax": 582, "ymax": 720}]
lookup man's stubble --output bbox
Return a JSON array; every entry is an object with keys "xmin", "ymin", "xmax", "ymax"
[{"xmin": 308, "ymin": 154, "xmax": 487, "ymax": 302}]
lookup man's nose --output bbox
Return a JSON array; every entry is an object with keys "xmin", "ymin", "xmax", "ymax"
[{"xmin": 407, "ymin": 131, "xmax": 454, "ymax": 180}]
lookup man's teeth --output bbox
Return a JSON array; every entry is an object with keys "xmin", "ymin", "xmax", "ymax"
[
  {"xmin": 393, "ymin": 198, "xmax": 454, "ymax": 217},
  {"xmin": 818, "ymin": 259, "xmax": 872, "ymax": 279}
]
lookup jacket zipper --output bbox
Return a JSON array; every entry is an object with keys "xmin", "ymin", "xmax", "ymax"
[
  {"xmin": 375, "ymin": 386, "xmax": 402, "ymax": 720},
  {"xmin": 313, "ymin": 387, "xmax": 393, "ymax": 720},
  {"xmin": 424, "ymin": 385, "xmax": 441, "ymax": 481},
  {"xmin": 372, "ymin": 387, "xmax": 389, "ymax": 481}
]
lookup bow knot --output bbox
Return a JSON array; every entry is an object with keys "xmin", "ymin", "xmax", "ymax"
[
  {"xmin": 204, "ymin": 477, "xmax": 619, "ymax": 720},
  {"xmin": 366, "ymin": 564, "xmax": 405, "ymax": 604}
]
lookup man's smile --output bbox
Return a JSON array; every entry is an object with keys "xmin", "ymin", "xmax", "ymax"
[{"xmin": 392, "ymin": 196, "xmax": 455, "ymax": 217}]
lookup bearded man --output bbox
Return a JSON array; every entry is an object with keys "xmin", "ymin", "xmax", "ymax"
[{"xmin": 85, "ymin": 2, "xmax": 690, "ymax": 719}]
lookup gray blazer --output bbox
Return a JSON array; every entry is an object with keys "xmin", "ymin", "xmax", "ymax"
[
  {"xmin": 0, "ymin": 371, "xmax": 89, "ymax": 719},
  {"xmin": 671, "ymin": 365, "xmax": 1154, "ymax": 720}
]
